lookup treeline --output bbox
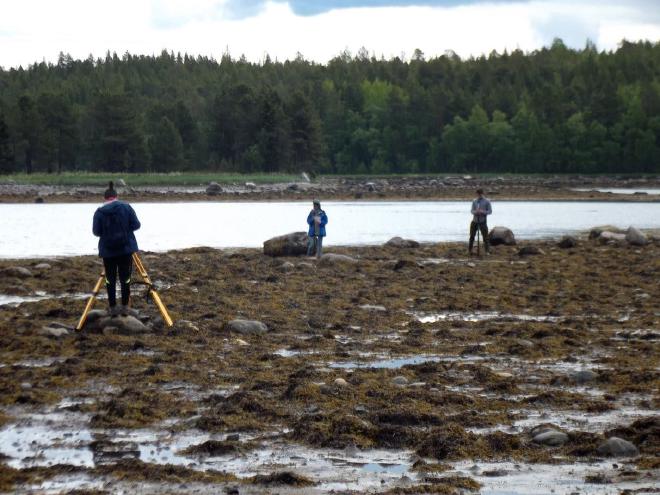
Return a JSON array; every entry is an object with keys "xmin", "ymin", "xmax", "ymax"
[{"xmin": 0, "ymin": 39, "xmax": 658, "ymax": 175}]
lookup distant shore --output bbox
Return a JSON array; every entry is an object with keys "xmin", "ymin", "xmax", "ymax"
[{"xmin": 0, "ymin": 174, "xmax": 659, "ymax": 203}]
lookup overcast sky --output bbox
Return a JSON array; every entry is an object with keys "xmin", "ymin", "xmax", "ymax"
[{"xmin": 1, "ymin": 0, "xmax": 658, "ymax": 68}]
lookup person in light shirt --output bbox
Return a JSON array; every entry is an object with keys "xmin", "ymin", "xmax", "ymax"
[{"xmin": 469, "ymin": 188, "xmax": 492, "ymax": 255}]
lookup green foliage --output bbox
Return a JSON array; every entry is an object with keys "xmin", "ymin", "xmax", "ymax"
[{"xmin": 0, "ymin": 41, "xmax": 658, "ymax": 174}]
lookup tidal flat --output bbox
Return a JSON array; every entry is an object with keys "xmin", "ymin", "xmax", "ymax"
[{"xmin": 0, "ymin": 238, "xmax": 658, "ymax": 494}]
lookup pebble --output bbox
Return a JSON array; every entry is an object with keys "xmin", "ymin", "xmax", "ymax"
[
  {"xmin": 391, "ymin": 376, "xmax": 408, "ymax": 386},
  {"xmin": 334, "ymin": 378, "xmax": 349, "ymax": 387}
]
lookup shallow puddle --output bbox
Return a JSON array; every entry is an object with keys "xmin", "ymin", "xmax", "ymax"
[
  {"xmin": 0, "ymin": 292, "xmax": 89, "ymax": 307},
  {"xmin": 413, "ymin": 311, "xmax": 561, "ymax": 323},
  {"xmin": 327, "ymin": 353, "xmax": 484, "ymax": 369}
]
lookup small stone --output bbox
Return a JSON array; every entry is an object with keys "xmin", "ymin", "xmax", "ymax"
[
  {"xmin": 234, "ymin": 338, "xmax": 249, "ymax": 346},
  {"xmin": 359, "ymin": 304, "xmax": 386, "ymax": 312},
  {"xmin": 225, "ymin": 320, "xmax": 268, "ymax": 335},
  {"xmin": 384, "ymin": 237, "xmax": 420, "ymax": 248},
  {"xmin": 38, "ymin": 326, "xmax": 70, "ymax": 338},
  {"xmin": 334, "ymin": 378, "xmax": 349, "ymax": 387},
  {"xmin": 279, "ymin": 261, "xmax": 295, "ymax": 272},
  {"xmin": 570, "ymin": 370, "xmax": 599, "ymax": 384},
  {"xmin": 596, "ymin": 437, "xmax": 639, "ymax": 457},
  {"xmin": 34, "ymin": 263, "xmax": 52, "ymax": 270},
  {"xmin": 518, "ymin": 246, "xmax": 545, "ymax": 256},
  {"xmin": 391, "ymin": 376, "xmax": 408, "ymax": 386},
  {"xmin": 225, "ymin": 433, "xmax": 240, "ymax": 442},
  {"xmin": 532, "ymin": 429, "xmax": 568, "ymax": 446}
]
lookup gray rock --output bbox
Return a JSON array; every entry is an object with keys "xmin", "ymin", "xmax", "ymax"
[
  {"xmin": 625, "ymin": 226, "xmax": 647, "ymax": 246},
  {"xmin": 245, "ymin": 182, "xmax": 257, "ymax": 189},
  {"xmin": 599, "ymin": 231, "xmax": 626, "ymax": 244},
  {"xmin": 225, "ymin": 319, "xmax": 268, "ymax": 335},
  {"xmin": 558, "ymin": 235, "xmax": 577, "ymax": 249},
  {"xmin": 392, "ymin": 376, "xmax": 409, "ymax": 386},
  {"xmin": 205, "ymin": 182, "xmax": 223, "ymax": 195},
  {"xmin": 287, "ymin": 183, "xmax": 299, "ymax": 191},
  {"xmin": 39, "ymin": 326, "xmax": 70, "ymax": 338},
  {"xmin": 532, "ymin": 429, "xmax": 568, "ymax": 446},
  {"xmin": 385, "ymin": 237, "xmax": 420, "ymax": 248},
  {"xmin": 263, "ymin": 232, "xmax": 308, "ymax": 257},
  {"xmin": 279, "ymin": 261, "xmax": 295, "ymax": 272},
  {"xmin": 359, "ymin": 304, "xmax": 387, "ymax": 312},
  {"xmin": 34, "ymin": 263, "xmax": 52, "ymax": 270},
  {"xmin": 334, "ymin": 378, "xmax": 349, "ymax": 387},
  {"xmin": 596, "ymin": 437, "xmax": 639, "ymax": 457},
  {"xmin": 489, "ymin": 226, "xmax": 516, "ymax": 246},
  {"xmin": 1, "ymin": 266, "xmax": 33, "ymax": 278},
  {"xmin": 318, "ymin": 253, "xmax": 358, "ymax": 266},
  {"xmin": 114, "ymin": 315, "xmax": 150, "ymax": 334},
  {"xmin": 173, "ymin": 320, "xmax": 199, "ymax": 332},
  {"xmin": 518, "ymin": 246, "xmax": 545, "ymax": 256},
  {"xmin": 570, "ymin": 369, "xmax": 599, "ymax": 384}
]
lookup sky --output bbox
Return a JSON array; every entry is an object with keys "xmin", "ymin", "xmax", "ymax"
[{"xmin": 0, "ymin": 0, "xmax": 658, "ymax": 68}]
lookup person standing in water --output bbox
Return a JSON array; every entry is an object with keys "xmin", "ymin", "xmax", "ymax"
[
  {"xmin": 307, "ymin": 199, "xmax": 328, "ymax": 258},
  {"xmin": 469, "ymin": 188, "xmax": 492, "ymax": 255},
  {"xmin": 93, "ymin": 181, "xmax": 141, "ymax": 314}
]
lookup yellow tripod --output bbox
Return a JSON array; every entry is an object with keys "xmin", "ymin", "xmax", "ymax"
[{"xmin": 76, "ymin": 252, "xmax": 173, "ymax": 330}]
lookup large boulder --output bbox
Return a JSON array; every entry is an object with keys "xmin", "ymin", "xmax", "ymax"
[
  {"xmin": 625, "ymin": 226, "xmax": 647, "ymax": 246},
  {"xmin": 263, "ymin": 232, "xmax": 308, "ymax": 257},
  {"xmin": 599, "ymin": 231, "xmax": 626, "ymax": 244},
  {"xmin": 384, "ymin": 237, "xmax": 420, "ymax": 248},
  {"xmin": 225, "ymin": 319, "xmax": 268, "ymax": 335},
  {"xmin": 489, "ymin": 226, "xmax": 516, "ymax": 246},
  {"xmin": 518, "ymin": 245, "xmax": 545, "ymax": 256},
  {"xmin": 205, "ymin": 182, "xmax": 223, "ymax": 195}
]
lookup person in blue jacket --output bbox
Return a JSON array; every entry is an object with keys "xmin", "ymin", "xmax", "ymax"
[
  {"xmin": 306, "ymin": 199, "xmax": 328, "ymax": 258},
  {"xmin": 93, "ymin": 181, "xmax": 141, "ymax": 314}
]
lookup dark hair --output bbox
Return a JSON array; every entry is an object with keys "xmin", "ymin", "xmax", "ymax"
[
  {"xmin": 104, "ymin": 181, "xmax": 117, "ymax": 199},
  {"xmin": 476, "ymin": 188, "xmax": 484, "ymax": 195}
]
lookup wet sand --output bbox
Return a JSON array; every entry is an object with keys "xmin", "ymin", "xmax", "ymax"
[{"xmin": 0, "ymin": 237, "xmax": 658, "ymax": 493}]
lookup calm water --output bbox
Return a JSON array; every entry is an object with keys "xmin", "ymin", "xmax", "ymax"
[{"xmin": 1, "ymin": 201, "xmax": 658, "ymax": 258}]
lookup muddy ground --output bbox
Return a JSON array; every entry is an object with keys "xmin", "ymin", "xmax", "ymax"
[
  {"xmin": 1, "ymin": 175, "xmax": 659, "ymax": 203},
  {"xmin": 0, "ymin": 237, "xmax": 658, "ymax": 494}
]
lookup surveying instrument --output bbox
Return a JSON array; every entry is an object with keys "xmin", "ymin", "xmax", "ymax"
[{"xmin": 75, "ymin": 252, "xmax": 173, "ymax": 331}]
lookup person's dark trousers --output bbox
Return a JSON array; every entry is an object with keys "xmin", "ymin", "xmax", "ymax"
[
  {"xmin": 103, "ymin": 254, "xmax": 133, "ymax": 307},
  {"xmin": 468, "ymin": 221, "xmax": 489, "ymax": 253}
]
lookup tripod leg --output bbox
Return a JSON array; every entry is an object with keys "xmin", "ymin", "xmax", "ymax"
[
  {"xmin": 477, "ymin": 229, "xmax": 481, "ymax": 257},
  {"xmin": 132, "ymin": 253, "xmax": 174, "ymax": 327},
  {"xmin": 76, "ymin": 274, "xmax": 105, "ymax": 331}
]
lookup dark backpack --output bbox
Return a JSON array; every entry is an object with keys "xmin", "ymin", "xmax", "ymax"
[{"xmin": 101, "ymin": 209, "xmax": 128, "ymax": 250}]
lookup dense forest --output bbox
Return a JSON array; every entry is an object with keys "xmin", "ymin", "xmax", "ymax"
[{"xmin": 0, "ymin": 39, "xmax": 658, "ymax": 175}]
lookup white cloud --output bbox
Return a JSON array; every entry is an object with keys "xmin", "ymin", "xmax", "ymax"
[{"xmin": 0, "ymin": 0, "xmax": 657, "ymax": 69}]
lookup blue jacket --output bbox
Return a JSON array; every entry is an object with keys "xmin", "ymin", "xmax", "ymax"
[
  {"xmin": 307, "ymin": 209, "xmax": 328, "ymax": 237},
  {"xmin": 93, "ymin": 200, "xmax": 141, "ymax": 258}
]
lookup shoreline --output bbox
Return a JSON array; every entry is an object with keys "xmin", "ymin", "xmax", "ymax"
[{"xmin": 1, "ymin": 175, "xmax": 659, "ymax": 203}]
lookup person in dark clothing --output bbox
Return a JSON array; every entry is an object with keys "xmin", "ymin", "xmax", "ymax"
[
  {"xmin": 306, "ymin": 199, "xmax": 328, "ymax": 258},
  {"xmin": 469, "ymin": 188, "xmax": 492, "ymax": 255},
  {"xmin": 92, "ymin": 181, "xmax": 141, "ymax": 314}
]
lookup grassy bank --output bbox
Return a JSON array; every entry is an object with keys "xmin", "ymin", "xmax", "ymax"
[{"xmin": 0, "ymin": 172, "xmax": 301, "ymax": 186}]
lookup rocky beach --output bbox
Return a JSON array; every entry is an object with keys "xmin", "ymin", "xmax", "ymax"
[{"xmin": 0, "ymin": 228, "xmax": 658, "ymax": 493}]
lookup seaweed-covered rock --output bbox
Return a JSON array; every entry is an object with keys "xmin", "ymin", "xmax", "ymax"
[
  {"xmin": 558, "ymin": 235, "xmax": 577, "ymax": 248},
  {"xmin": 1, "ymin": 266, "xmax": 33, "ymax": 278},
  {"xmin": 599, "ymin": 231, "xmax": 626, "ymax": 244},
  {"xmin": 625, "ymin": 226, "xmax": 647, "ymax": 246},
  {"xmin": 518, "ymin": 246, "xmax": 545, "ymax": 256},
  {"xmin": 489, "ymin": 227, "xmax": 516, "ymax": 246},
  {"xmin": 263, "ymin": 232, "xmax": 308, "ymax": 257},
  {"xmin": 596, "ymin": 437, "xmax": 639, "ymax": 457},
  {"xmin": 385, "ymin": 237, "xmax": 420, "ymax": 248},
  {"xmin": 318, "ymin": 253, "xmax": 358, "ymax": 266},
  {"xmin": 225, "ymin": 319, "xmax": 268, "ymax": 335}
]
